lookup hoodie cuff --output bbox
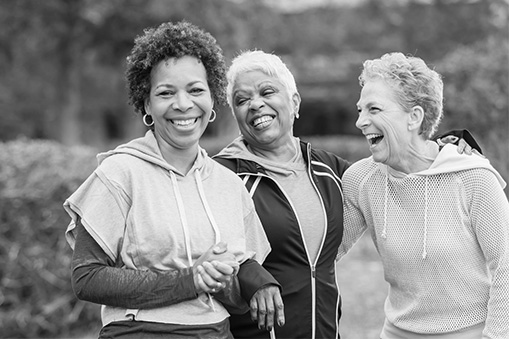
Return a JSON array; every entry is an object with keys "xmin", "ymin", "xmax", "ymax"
[{"xmin": 237, "ymin": 259, "xmax": 281, "ymax": 302}]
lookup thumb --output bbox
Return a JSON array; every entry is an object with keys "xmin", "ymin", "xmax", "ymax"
[{"xmin": 213, "ymin": 241, "xmax": 227, "ymax": 254}]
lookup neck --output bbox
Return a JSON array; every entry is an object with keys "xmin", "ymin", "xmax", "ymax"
[
  {"xmin": 248, "ymin": 137, "xmax": 299, "ymax": 162},
  {"xmin": 391, "ymin": 139, "xmax": 439, "ymax": 174},
  {"xmin": 159, "ymin": 143, "xmax": 199, "ymax": 174}
]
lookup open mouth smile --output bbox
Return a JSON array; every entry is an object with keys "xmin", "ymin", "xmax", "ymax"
[
  {"xmin": 251, "ymin": 115, "xmax": 274, "ymax": 129},
  {"xmin": 366, "ymin": 133, "xmax": 384, "ymax": 147},
  {"xmin": 171, "ymin": 118, "xmax": 198, "ymax": 128}
]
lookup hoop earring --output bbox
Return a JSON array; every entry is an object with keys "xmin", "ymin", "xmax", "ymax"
[
  {"xmin": 209, "ymin": 109, "xmax": 217, "ymax": 123},
  {"xmin": 143, "ymin": 114, "xmax": 154, "ymax": 127}
]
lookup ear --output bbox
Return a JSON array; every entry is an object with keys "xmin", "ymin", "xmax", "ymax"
[
  {"xmin": 144, "ymin": 98, "xmax": 151, "ymax": 115},
  {"xmin": 408, "ymin": 105, "xmax": 424, "ymax": 131},
  {"xmin": 292, "ymin": 92, "xmax": 302, "ymax": 118}
]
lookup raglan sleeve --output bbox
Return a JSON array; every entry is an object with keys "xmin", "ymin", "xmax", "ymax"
[
  {"xmin": 336, "ymin": 163, "xmax": 369, "ymax": 261},
  {"xmin": 468, "ymin": 169, "xmax": 509, "ymax": 339}
]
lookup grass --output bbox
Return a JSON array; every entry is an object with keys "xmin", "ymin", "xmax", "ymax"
[{"xmin": 336, "ymin": 233, "xmax": 387, "ymax": 339}]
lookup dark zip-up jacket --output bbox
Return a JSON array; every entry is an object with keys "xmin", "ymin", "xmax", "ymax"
[{"xmin": 214, "ymin": 140, "xmax": 350, "ymax": 339}]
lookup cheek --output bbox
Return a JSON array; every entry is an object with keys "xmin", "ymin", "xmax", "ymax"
[{"xmin": 379, "ymin": 115, "xmax": 407, "ymax": 145}]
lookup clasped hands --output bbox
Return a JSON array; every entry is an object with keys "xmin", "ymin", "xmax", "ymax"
[
  {"xmin": 192, "ymin": 242, "xmax": 285, "ymax": 332},
  {"xmin": 192, "ymin": 241, "xmax": 239, "ymax": 294}
]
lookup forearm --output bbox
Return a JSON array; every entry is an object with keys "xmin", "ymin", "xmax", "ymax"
[
  {"xmin": 213, "ymin": 276, "xmax": 249, "ymax": 315},
  {"xmin": 71, "ymin": 220, "xmax": 197, "ymax": 309},
  {"xmin": 72, "ymin": 263, "xmax": 196, "ymax": 309}
]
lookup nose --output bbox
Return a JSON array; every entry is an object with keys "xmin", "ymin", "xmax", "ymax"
[
  {"xmin": 248, "ymin": 96, "xmax": 264, "ymax": 111},
  {"xmin": 172, "ymin": 91, "xmax": 193, "ymax": 112},
  {"xmin": 356, "ymin": 111, "xmax": 369, "ymax": 130}
]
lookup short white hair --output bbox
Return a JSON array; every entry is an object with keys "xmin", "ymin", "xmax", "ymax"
[{"xmin": 226, "ymin": 50, "xmax": 298, "ymax": 108}]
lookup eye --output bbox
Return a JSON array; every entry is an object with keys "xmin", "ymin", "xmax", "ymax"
[
  {"xmin": 369, "ymin": 106, "xmax": 381, "ymax": 113},
  {"xmin": 190, "ymin": 87, "xmax": 206, "ymax": 95},
  {"xmin": 261, "ymin": 87, "xmax": 276, "ymax": 96},
  {"xmin": 234, "ymin": 96, "xmax": 249, "ymax": 106},
  {"xmin": 156, "ymin": 89, "xmax": 175, "ymax": 97}
]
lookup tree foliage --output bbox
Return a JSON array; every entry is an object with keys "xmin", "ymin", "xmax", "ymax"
[
  {"xmin": 0, "ymin": 2, "xmax": 507, "ymax": 336},
  {"xmin": 0, "ymin": 139, "xmax": 99, "ymax": 338}
]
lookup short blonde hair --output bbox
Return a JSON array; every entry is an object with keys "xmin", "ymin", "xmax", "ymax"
[{"xmin": 359, "ymin": 52, "xmax": 444, "ymax": 139}]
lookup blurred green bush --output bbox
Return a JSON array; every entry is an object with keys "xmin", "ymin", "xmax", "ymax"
[{"xmin": 0, "ymin": 138, "xmax": 100, "ymax": 338}]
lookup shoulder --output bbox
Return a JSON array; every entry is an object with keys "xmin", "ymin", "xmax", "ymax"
[
  {"xmin": 97, "ymin": 153, "xmax": 150, "ymax": 183},
  {"xmin": 457, "ymin": 167, "xmax": 506, "ymax": 192},
  {"xmin": 206, "ymin": 157, "xmax": 245, "ymax": 184},
  {"xmin": 307, "ymin": 144, "xmax": 351, "ymax": 177},
  {"xmin": 343, "ymin": 157, "xmax": 378, "ymax": 186},
  {"xmin": 213, "ymin": 156, "xmax": 237, "ymax": 172}
]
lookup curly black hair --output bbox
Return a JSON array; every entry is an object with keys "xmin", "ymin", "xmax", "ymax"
[{"xmin": 125, "ymin": 21, "xmax": 227, "ymax": 115}]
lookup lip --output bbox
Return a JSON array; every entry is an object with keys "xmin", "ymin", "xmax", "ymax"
[
  {"xmin": 363, "ymin": 132, "xmax": 384, "ymax": 148},
  {"xmin": 250, "ymin": 114, "xmax": 276, "ymax": 128},
  {"xmin": 168, "ymin": 116, "xmax": 201, "ymax": 128}
]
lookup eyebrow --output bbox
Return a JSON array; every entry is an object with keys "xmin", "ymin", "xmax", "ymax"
[
  {"xmin": 154, "ymin": 80, "xmax": 206, "ymax": 89},
  {"xmin": 357, "ymin": 100, "xmax": 378, "ymax": 108}
]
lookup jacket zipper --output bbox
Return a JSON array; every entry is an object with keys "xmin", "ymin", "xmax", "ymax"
[{"xmin": 240, "ymin": 159, "xmax": 327, "ymax": 339}]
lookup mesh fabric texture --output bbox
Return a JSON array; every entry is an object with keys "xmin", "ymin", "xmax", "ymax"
[{"xmin": 339, "ymin": 157, "xmax": 509, "ymax": 337}]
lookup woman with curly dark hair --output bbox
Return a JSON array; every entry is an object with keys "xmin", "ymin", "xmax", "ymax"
[{"xmin": 63, "ymin": 21, "xmax": 272, "ymax": 338}]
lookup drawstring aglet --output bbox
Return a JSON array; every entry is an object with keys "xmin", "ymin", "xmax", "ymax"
[{"xmin": 207, "ymin": 293, "xmax": 216, "ymax": 312}]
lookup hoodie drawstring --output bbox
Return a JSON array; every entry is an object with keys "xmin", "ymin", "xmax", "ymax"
[
  {"xmin": 195, "ymin": 169, "xmax": 221, "ymax": 244},
  {"xmin": 422, "ymin": 177, "xmax": 429, "ymax": 259},
  {"xmin": 382, "ymin": 173, "xmax": 388, "ymax": 240},
  {"xmin": 170, "ymin": 170, "xmax": 221, "ymax": 311},
  {"xmin": 170, "ymin": 171, "xmax": 194, "ymax": 266}
]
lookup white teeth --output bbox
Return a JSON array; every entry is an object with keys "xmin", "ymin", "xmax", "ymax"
[
  {"xmin": 366, "ymin": 133, "xmax": 384, "ymax": 146},
  {"xmin": 253, "ymin": 116, "xmax": 273, "ymax": 127},
  {"xmin": 366, "ymin": 133, "xmax": 383, "ymax": 140},
  {"xmin": 172, "ymin": 118, "xmax": 197, "ymax": 126}
]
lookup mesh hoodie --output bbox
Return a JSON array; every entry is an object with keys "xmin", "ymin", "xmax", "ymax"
[
  {"xmin": 339, "ymin": 144, "xmax": 509, "ymax": 337},
  {"xmin": 64, "ymin": 131, "xmax": 270, "ymax": 326}
]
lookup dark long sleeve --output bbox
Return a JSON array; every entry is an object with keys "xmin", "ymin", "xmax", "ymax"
[
  {"xmin": 236, "ymin": 258, "xmax": 281, "ymax": 302},
  {"xmin": 435, "ymin": 129, "xmax": 483, "ymax": 154},
  {"xmin": 71, "ymin": 219, "xmax": 197, "ymax": 309}
]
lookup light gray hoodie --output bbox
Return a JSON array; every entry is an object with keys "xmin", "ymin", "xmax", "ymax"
[{"xmin": 64, "ymin": 131, "xmax": 270, "ymax": 326}]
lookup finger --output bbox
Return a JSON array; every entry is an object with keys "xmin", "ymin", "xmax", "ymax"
[
  {"xmin": 212, "ymin": 241, "xmax": 227, "ymax": 254},
  {"xmin": 441, "ymin": 135, "xmax": 458, "ymax": 144},
  {"xmin": 249, "ymin": 295, "xmax": 259, "ymax": 323},
  {"xmin": 264, "ymin": 295, "xmax": 275, "ymax": 331},
  {"xmin": 198, "ymin": 264, "xmax": 223, "ymax": 290},
  {"xmin": 256, "ymin": 295, "xmax": 267, "ymax": 330},
  {"xmin": 211, "ymin": 261, "xmax": 235, "ymax": 276},
  {"xmin": 458, "ymin": 139, "xmax": 472, "ymax": 155},
  {"xmin": 274, "ymin": 292, "xmax": 285, "ymax": 327},
  {"xmin": 202, "ymin": 262, "xmax": 231, "ymax": 285},
  {"xmin": 194, "ymin": 266, "xmax": 209, "ymax": 293}
]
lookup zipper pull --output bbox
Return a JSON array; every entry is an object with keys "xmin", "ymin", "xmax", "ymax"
[{"xmin": 311, "ymin": 265, "xmax": 316, "ymax": 278}]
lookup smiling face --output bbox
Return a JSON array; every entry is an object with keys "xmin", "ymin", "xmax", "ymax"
[
  {"xmin": 231, "ymin": 70, "xmax": 300, "ymax": 151},
  {"xmin": 356, "ymin": 79, "xmax": 413, "ymax": 169},
  {"xmin": 144, "ymin": 56, "xmax": 213, "ymax": 153}
]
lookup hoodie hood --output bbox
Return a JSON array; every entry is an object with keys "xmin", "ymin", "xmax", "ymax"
[
  {"xmin": 416, "ymin": 144, "xmax": 506, "ymax": 188},
  {"xmin": 215, "ymin": 135, "xmax": 304, "ymax": 176},
  {"xmin": 98, "ymin": 130, "xmax": 211, "ymax": 178}
]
